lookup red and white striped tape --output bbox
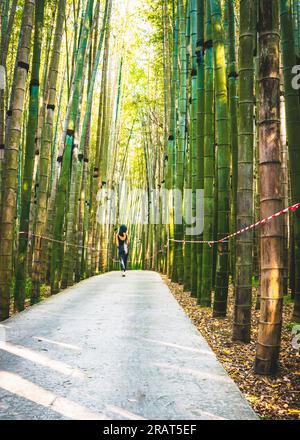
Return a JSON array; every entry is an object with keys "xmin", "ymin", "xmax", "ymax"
[
  {"xmin": 169, "ymin": 202, "xmax": 300, "ymax": 247},
  {"xmin": 19, "ymin": 202, "xmax": 300, "ymax": 253},
  {"xmin": 19, "ymin": 231, "xmax": 107, "ymax": 252}
]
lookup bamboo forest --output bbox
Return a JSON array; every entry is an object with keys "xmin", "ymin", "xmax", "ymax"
[{"xmin": 0, "ymin": 0, "xmax": 300, "ymax": 421}]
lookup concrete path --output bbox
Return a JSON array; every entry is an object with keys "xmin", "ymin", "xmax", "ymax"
[{"xmin": 0, "ymin": 271, "xmax": 257, "ymax": 420}]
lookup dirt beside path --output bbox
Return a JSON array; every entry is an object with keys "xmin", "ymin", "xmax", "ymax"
[{"xmin": 164, "ymin": 276, "xmax": 300, "ymax": 420}]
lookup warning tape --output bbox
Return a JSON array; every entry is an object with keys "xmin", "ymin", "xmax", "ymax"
[
  {"xmin": 169, "ymin": 202, "xmax": 300, "ymax": 248},
  {"xmin": 19, "ymin": 203, "xmax": 299, "ymax": 255},
  {"xmin": 19, "ymin": 231, "xmax": 136, "ymax": 265},
  {"xmin": 18, "ymin": 231, "xmax": 107, "ymax": 252},
  {"xmin": 18, "ymin": 233, "xmax": 140, "ymax": 266}
]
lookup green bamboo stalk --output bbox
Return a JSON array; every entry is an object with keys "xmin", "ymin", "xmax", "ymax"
[
  {"xmin": 232, "ymin": 0, "xmax": 255, "ymax": 340},
  {"xmin": 97, "ymin": 34, "xmax": 113, "ymax": 274},
  {"xmin": 50, "ymin": 0, "xmax": 94, "ymax": 293},
  {"xmin": 0, "ymin": 0, "xmax": 35, "ymax": 321},
  {"xmin": 226, "ymin": 0, "xmax": 238, "ymax": 280},
  {"xmin": 183, "ymin": 0, "xmax": 191, "ymax": 292},
  {"xmin": 51, "ymin": 134, "xmax": 72, "ymax": 291},
  {"xmin": 63, "ymin": 0, "xmax": 110, "ymax": 285},
  {"xmin": 196, "ymin": 0, "xmax": 204, "ymax": 300},
  {"xmin": 210, "ymin": 0, "xmax": 230, "ymax": 317},
  {"xmin": 162, "ymin": 0, "xmax": 171, "ymax": 276},
  {"xmin": 0, "ymin": 0, "xmax": 19, "ymax": 227},
  {"xmin": 76, "ymin": 118, "xmax": 91, "ymax": 281},
  {"xmin": 90, "ymin": 2, "xmax": 111, "ymax": 274},
  {"xmin": 60, "ymin": 71, "xmax": 86, "ymax": 289},
  {"xmin": 189, "ymin": 0, "xmax": 198, "ymax": 297},
  {"xmin": 31, "ymin": 0, "xmax": 67, "ymax": 299},
  {"xmin": 297, "ymin": 0, "xmax": 300, "ymax": 59},
  {"xmin": 14, "ymin": 0, "xmax": 45, "ymax": 311},
  {"xmin": 162, "ymin": 0, "xmax": 171, "ymax": 157},
  {"xmin": 199, "ymin": 0, "xmax": 214, "ymax": 307},
  {"xmin": 0, "ymin": 0, "xmax": 18, "ymax": 144},
  {"xmin": 172, "ymin": 0, "xmax": 186, "ymax": 284},
  {"xmin": 280, "ymin": 0, "xmax": 300, "ymax": 322},
  {"xmin": 280, "ymin": 70, "xmax": 289, "ymax": 297},
  {"xmin": 61, "ymin": 146, "xmax": 78, "ymax": 288},
  {"xmin": 293, "ymin": 0, "xmax": 299, "ymax": 57},
  {"xmin": 40, "ymin": 61, "xmax": 68, "ymax": 286},
  {"xmin": 167, "ymin": 3, "xmax": 179, "ymax": 280}
]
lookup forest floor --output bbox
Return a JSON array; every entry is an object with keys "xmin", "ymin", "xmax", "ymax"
[{"xmin": 163, "ymin": 276, "xmax": 300, "ymax": 420}]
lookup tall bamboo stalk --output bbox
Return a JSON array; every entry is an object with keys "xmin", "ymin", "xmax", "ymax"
[
  {"xmin": 226, "ymin": 0, "xmax": 238, "ymax": 279},
  {"xmin": 232, "ymin": 0, "xmax": 255, "ymax": 341},
  {"xmin": 196, "ymin": 0, "xmax": 204, "ymax": 300},
  {"xmin": 14, "ymin": 0, "xmax": 45, "ymax": 311},
  {"xmin": 254, "ymin": 0, "xmax": 283, "ymax": 375},
  {"xmin": 0, "ymin": 0, "xmax": 18, "ymax": 200},
  {"xmin": 280, "ymin": 71, "xmax": 289, "ymax": 297},
  {"xmin": 279, "ymin": 0, "xmax": 300, "ymax": 322},
  {"xmin": 190, "ymin": 0, "xmax": 198, "ymax": 297},
  {"xmin": 50, "ymin": 0, "xmax": 94, "ymax": 293},
  {"xmin": 167, "ymin": 1, "xmax": 178, "ymax": 280},
  {"xmin": 0, "ymin": 0, "xmax": 35, "ymax": 321},
  {"xmin": 199, "ymin": 0, "xmax": 214, "ymax": 307},
  {"xmin": 90, "ymin": 1, "xmax": 112, "ymax": 274},
  {"xmin": 172, "ymin": 0, "xmax": 186, "ymax": 284},
  {"xmin": 62, "ymin": 0, "xmax": 110, "ymax": 286},
  {"xmin": 31, "ymin": 0, "xmax": 67, "ymax": 300},
  {"xmin": 210, "ymin": 0, "xmax": 230, "ymax": 317},
  {"xmin": 183, "ymin": 0, "xmax": 191, "ymax": 292}
]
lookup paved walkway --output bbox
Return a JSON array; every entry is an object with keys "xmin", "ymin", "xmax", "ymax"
[{"xmin": 0, "ymin": 271, "xmax": 257, "ymax": 420}]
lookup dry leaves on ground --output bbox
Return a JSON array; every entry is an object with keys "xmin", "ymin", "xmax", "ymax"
[{"xmin": 163, "ymin": 276, "xmax": 300, "ymax": 420}]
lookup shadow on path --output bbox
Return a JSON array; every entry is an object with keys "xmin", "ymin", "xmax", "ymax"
[{"xmin": 0, "ymin": 271, "xmax": 258, "ymax": 420}]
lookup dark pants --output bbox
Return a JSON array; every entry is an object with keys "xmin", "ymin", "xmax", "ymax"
[{"xmin": 119, "ymin": 250, "xmax": 128, "ymax": 271}]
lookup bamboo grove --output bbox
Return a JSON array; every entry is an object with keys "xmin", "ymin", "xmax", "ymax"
[{"xmin": 0, "ymin": 0, "xmax": 300, "ymax": 376}]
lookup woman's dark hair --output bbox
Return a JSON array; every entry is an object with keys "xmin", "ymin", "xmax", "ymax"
[{"xmin": 119, "ymin": 224, "xmax": 127, "ymax": 235}]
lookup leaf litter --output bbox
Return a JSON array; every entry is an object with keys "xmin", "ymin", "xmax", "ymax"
[{"xmin": 163, "ymin": 276, "xmax": 300, "ymax": 420}]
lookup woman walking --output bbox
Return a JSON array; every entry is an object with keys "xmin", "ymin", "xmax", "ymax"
[{"xmin": 115, "ymin": 225, "xmax": 130, "ymax": 277}]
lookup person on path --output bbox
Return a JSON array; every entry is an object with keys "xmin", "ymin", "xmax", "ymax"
[{"xmin": 115, "ymin": 225, "xmax": 130, "ymax": 277}]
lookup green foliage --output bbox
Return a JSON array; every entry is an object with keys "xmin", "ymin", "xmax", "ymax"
[
  {"xmin": 25, "ymin": 277, "xmax": 32, "ymax": 299},
  {"xmin": 252, "ymin": 276, "xmax": 259, "ymax": 288},
  {"xmin": 283, "ymin": 296, "xmax": 295, "ymax": 307}
]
